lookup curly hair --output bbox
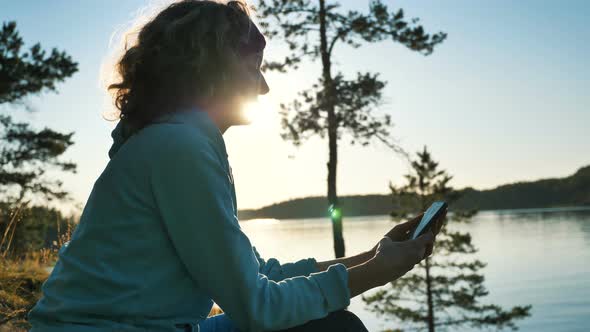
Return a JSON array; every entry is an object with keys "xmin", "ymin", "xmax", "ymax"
[{"xmin": 108, "ymin": 0, "xmax": 257, "ymax": 137}]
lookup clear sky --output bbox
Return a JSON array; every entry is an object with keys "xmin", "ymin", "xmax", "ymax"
[{"xmin": 2, "ymin": 0, "xmax": 589, "ymax": 215}]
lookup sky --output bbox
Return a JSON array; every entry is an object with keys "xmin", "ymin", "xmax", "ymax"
[{"xmin": 2, "ymin": 0, "xmax": 589, "ymax": 216}]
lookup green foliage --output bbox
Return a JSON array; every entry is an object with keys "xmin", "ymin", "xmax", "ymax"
[
  {"xmin": 256, "ymin": 0, "xmax": 447, "ymax": 71},
  {"xmin": 257, "ymin": 0, "xmax": 446, "ymax": 148},
  {"xmin": 363, "ymin": 146, "xmax": 531, "ymax": 331},
  {"xmin": 0, "ymin": 21, "xmax": 78, "ymax": 204},
  {"xmin": 0, "ymin": 115, "xmax": 76, "ymax": 204},
  {"xmin": 0, "ymin": 21, "xmax": 78, "ymax": 104},
  {"xmin": 396, "ymin": 146, "xmax": 455, "ymax": 201},
  {"xmin": 280, "ymin": 72, "xmax": 391, "ymax": 147}
]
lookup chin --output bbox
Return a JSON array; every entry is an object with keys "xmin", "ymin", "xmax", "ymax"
[
  {"xmin": 235, "ymin": 116, "xmax": 253, "ymax": 126},
  {"xmin": 228, "ymin": 109, "xmax": 252, "ymax": 127},
  {"xmin": 218, "ymin": 97, "xmax": 255, "ymax": 127}
]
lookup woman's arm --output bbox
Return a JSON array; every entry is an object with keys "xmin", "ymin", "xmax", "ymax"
[
  {"xmin": 254, "ymin": 246, "xmax": 374, "ymax": 280},
  {"xmin": 347, "ymin": 234, "xmax": 434, "ymax": 298},
  {"xmin": 315, "ymin": 250, "xmax": 375, "ymax": 271},
  {"xmin": 151, "ymin": 131, "xmax": 351, "ymax": 332},
  {"xmin": 316, "ymin": 212, "xmax": 444, "ymax": 273},
  {"xmin": 345, "ymin": 257, "xmax": 382, "ymax": 298},
  {"xmin": 253, "ymin": 246, "xmax": 319, "ymax": 281}
]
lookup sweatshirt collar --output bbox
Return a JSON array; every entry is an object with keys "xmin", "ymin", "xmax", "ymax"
[{"xmin": 108, "ymin": 107, "xmax": 227, "ymax": 160}]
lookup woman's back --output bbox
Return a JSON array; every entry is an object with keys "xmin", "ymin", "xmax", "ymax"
[{"xmin": 28, "ymin": 112, "xmax": 221, "ymax": 331}]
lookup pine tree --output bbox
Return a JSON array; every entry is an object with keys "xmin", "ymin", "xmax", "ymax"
[
  {"xmin": 363, "ymin": 146, "xmax": 531, "ymax": 331},
  {"xmin": 256, "ymin": 0, "xmax": 446, "ymax": 257},
  {"xmin": 0, "ymin": 21, "xmax": 78, "ymax": 205}
]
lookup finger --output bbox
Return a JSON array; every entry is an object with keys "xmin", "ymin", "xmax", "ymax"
[
  {"xmin": 395, "ymin": 213, "xmax": 425, "ymax": 232},
  {"xmin": 424, "ymin": 243, "xmax": 433, "ymax": 258},
  {"xmin": 438, "ymin": 209, "xmax": 447, "ymax": 223},
  {"xmin": 379, "ymin": 236, "xmax": 393, "ymax": 246},
  {"xmin": 415, "ymin": 245, "xmax": 427, "ymax": 263},
  {"xmin": 407, "ymin": 233, "xmax": 433, "ymax": 262},
  {"xmin": 433, "ymin": 210, "xmax": 447, "ymax": 235},
  {"xmin": 385, "ymin": 213, "xmax": 424, "ymax": 241}
]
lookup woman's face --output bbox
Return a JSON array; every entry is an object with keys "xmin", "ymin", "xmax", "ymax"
[
  {"xmin": 210, "ymin": 49, "xmax": 269, "ymax": 128},
  {"xmin": 241, "ymin": 50, "xmax": 269, "ymax": 99},
  {"xmin": 236, "ymin": 50, "xmax": 269, "ymax": 124},
  {"xmin": 204, "ymin": 13, "xmax": 269, "ymax": 130}
]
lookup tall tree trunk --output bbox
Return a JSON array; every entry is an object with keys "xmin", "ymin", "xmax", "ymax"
[
  {"xmin": 421, "ymin": 194, "xmax": 435, "ymax": 331},
  {"xmin": 420, "ymin": 195, "xmax": 434, "ymax": 332},
  {"xmin": 425, "ymin": 257, "xmax": 435, "ymax": 332},
  {"xmin": 319, "ymin": 0, "xmax": 344, "ymax": 258}
]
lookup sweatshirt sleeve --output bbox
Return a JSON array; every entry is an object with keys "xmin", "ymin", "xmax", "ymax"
[
  {"xmin": 252, "ymin": 246, "xmax": 320, "ymax": 282},
  {"xmin": 150, "ymin": 131, "xmax": 350, "ymax": 332}
]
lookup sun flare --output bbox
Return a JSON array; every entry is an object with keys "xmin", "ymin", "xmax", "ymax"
[{"xmin": 241, "ymin": 96, "xmax": 275, "ymax": 125}]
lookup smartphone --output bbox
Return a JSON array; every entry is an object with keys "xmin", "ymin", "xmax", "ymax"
[{"xmin": 411, "ymin": 201, "xmax": 448, "ymax": 240}]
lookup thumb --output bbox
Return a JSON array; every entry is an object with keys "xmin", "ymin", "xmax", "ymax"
[
  {"xmin": 379, "ymin": 236, "xmax": 393, "ymax": 245},
  {"xmin": 376, "ymin": 236, "xmax": 392, "ymax": 250}
]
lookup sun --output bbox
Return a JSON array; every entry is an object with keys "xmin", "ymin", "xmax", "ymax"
[{"xmin": 241, "ymin": 96, "xmax": 275, "ymax": 125}]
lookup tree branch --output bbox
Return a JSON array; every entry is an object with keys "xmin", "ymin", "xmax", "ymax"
[{"xmin": 328, "ymin": 28, "xmax": 351, "ymax": 56}]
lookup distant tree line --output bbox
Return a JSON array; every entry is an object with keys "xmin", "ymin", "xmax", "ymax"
[
  {"xmin": 238, "ymin": 164, "xmax": 590, "ymax": 220},
  {"xmin": 452, "ymin": 165, "xmax": 590, "ymax": 210},
  {"xmin": 0, "ymin": 202, "xmax": 75, "ymax": 258},
  {"xmin": 238, "ymin": 194, "xmax": 392, "ymax": 220}
]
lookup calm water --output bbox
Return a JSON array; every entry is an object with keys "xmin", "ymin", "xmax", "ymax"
[{"xmin": 240, "ymin": 207, "xmax": 590, "ymax": 332}]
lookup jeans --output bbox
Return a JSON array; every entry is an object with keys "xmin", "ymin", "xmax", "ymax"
[{"xmin": 196, "ymin": 310, "xmax": 368, "ymax": 332}]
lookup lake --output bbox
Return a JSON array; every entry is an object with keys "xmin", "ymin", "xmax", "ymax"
[{"xmin": 240, "ymin": 207, "xmax": 590, "ymax": 332}]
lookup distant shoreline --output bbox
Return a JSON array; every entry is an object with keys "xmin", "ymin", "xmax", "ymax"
[
  {"xmin": 479, "ymin": 205, "xmax": 590, "ymax": 214},
  {"xmin": 238, "ymin": 165, "xmax": 590, "ymax": 221},
  {"xmin": 240, "ymin": 205, "xmax": 590, "ymax": 222}
]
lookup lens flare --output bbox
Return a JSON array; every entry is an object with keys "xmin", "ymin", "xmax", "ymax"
[
  {"xmin": 329, "ymin": 206, "xmax": 342, "ymax": 220},
  {"xmin": 242, "ymin": 101, "xmax": 261, "ymax": 123},
  {"xmin": 241, "ymin": 96, "xmax": 274, "ymax": 125}
]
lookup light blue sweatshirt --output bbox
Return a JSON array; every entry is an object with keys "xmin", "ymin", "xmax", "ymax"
[{"xmin": 27, "ymin": 108, "xmax": 350, "ymax": 332}]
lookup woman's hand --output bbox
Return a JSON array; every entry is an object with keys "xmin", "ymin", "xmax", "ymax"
[
  {"xmin": 371, "ymin": 232, "xmax": 434, "ymax": 286},
  {"xmin": 369, "ymin": 210, "xmax": 447, "ymax": 258}
]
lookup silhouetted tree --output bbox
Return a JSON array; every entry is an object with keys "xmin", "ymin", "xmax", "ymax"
[
  {"xmin": 363, "ymin": 146, "xmax": 531, "ymax": 331},
  {"xmin": 0, "ymin": 21, "xmax": 77, "ymax": 205},
  {"xmin": 256, "ymin": 0, "xmax": 447, "ymax": 257}
]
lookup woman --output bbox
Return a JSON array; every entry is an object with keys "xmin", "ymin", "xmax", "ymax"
[{"xmin": 28, "ymin": 1, "xmax": 441, "ymax": 331}]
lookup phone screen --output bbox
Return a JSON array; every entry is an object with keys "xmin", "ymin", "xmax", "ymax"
[{"xmin": 411, "ymin": 201, "xmax": 447, "ymax": 240}]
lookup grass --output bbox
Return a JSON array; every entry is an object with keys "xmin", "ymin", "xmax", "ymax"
[
  {"xmin": 0, "ymin": 202, "xmax": 67, "ymax": 330},
  {"xmin": 0, "ymin": 253, "xmax": 51, "ymax": 331}
]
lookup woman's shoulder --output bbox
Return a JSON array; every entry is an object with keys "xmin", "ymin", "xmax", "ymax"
[
  {"xmin": 135, "ymin": 121, "xmax": 229, "ymax": 179},
  {"xmin": 141, "ymin": 121, "xmax": 217, "ymax": 157}
]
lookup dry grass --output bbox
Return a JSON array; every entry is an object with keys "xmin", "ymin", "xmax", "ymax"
[
  {"xmin": 0, "ymin": 202, "xmax": 69, "ymax": 330},
  {"xmin": 0, "ymin": 253, "xmax": 50, "ymax": 330}
]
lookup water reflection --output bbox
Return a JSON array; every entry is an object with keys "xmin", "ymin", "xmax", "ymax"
[{"xmin": 240, "ymin": 207, "xmax": 590, "ymax": 332}]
